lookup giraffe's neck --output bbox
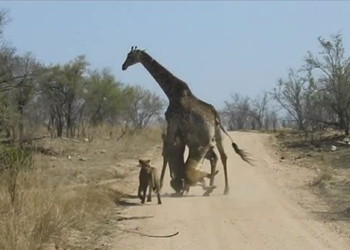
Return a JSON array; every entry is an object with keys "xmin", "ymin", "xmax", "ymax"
[{"xmin": 139, "ymin": 51, "xmax": 192, "ymax": 101}]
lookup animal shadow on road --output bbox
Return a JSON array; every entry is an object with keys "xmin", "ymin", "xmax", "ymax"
[
  {"xmin": 161, "ymin": 192, "xmax": 196, "ymax": 198},
  {"xmin": 116, "ymin": 194, "xmax": 141, "ymax": 207},
  {"xmin": 116, "ymin": 191, "xmax": 217, "ymax": 207},
  {"xmin": 117, "ymin": 199, "xmax": 142, "ymax": 207},
  {"xmin": 121, "ymin": 194, "xmax": 139, "ymax": 199},
  {"xmin": 161, "ymin": 192, "xmax": 220, "ymax": 199}
]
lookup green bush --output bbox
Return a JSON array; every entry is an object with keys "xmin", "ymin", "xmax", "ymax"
[{"xmin": 0, "ymin": 146, "xmax": 34, "ymax": 203}]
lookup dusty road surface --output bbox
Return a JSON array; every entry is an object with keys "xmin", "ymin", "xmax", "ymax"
[{"xmin": 112, "ymin": 132, "xmax": 350, "ymax": 250}]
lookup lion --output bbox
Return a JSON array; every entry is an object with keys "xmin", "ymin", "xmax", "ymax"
[
  {"xmin": 181, "ymin": 156, "xmax": 219, "ymax": 196},
  {"xmin": 138, "ymin": 159, "xmax": 162, "ymax": 205}
]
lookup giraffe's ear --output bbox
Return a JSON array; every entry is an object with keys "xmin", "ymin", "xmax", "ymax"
[{"xmin": 145, "ymin": 159, "xmax": 151, "ymax": 164}]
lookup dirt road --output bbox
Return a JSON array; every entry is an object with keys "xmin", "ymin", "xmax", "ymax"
[{"xmin": 112, "ymin": 132, "xmax": 350, "ymax": 250}]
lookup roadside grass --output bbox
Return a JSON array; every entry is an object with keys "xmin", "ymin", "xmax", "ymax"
[
  {"xmin": 274, "ymin": 129, "xmax": 350, "ymax": 221},
  {"xmin": 0, "ymin": 125, "xmax": 163, "ymax": 250}
]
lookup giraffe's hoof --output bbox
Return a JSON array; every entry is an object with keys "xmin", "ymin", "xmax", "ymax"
[
  {"xmin": 203, "ymin": 185, "xmax": 217, "ymax": 191},
  {"xmin": 170, "ymin": 179, "xmax": 183, "ymax": 193},
  {"xmin": 170, "ymin": 192, "xmax": 183, "ymax": 198},
  {"xmin": 202, "ymin": 189, "xmax": 213, "ymax": 196},
  {"xmin": 223, "ymin": 187, "xmax": 230, "ymax": 195}
]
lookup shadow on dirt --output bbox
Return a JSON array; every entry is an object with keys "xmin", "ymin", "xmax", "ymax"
[
  {"xmin": 121, "ymin": 194, "xmax": 139, "ymax": 199},
  {"xmin": 161, "ymin": 192, "xmax": 185, "ymax": 198},
  {"xmin": 117, "ymin": 198, "xmax": 142, "ymax": 207},
  {"xmin": 161, "ymin": 192, "xmax": 219, "ymax": 198},
  {"xmin": 116, "ymin": 189, "xmax": 219, "ymax": 207},
  {"xmin": 311, "ymin": 207, "xmax": 350, "ymax": 222},
  {"xmin": 116, "ymin": 215, "xmax": 154, "ymax": 222}
]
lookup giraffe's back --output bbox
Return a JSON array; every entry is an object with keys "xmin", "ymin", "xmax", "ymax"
[{"xmin": 165, "ymin": 96, "xmax": 217, "ymax": 147}]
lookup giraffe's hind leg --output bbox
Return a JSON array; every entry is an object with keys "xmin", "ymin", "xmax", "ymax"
[
  {"xmin": 200, "ymin": 147, "xmax": 218, "ymax": 196},
  {"xmin": 202, "ymin": 169, "xmax": 219, "ymax": 196},
  {"xmin": 206, "ymin": 148, "xmax": 218, "ymax": 186},
  {"xmin": 215, "ymin": 128, "xmax": 229, "ymax": 195}
]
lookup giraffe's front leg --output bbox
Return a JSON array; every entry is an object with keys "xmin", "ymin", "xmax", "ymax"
[
  {"xmin": 160, "ymin": 151, "xmax": 168, "ymax": 190},
  {"xmin": 166, "ymin": 123, "xmax": 185, "ymax": 195}
]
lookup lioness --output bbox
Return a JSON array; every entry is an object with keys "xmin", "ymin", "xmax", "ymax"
[
  {"xmin": 138, "ymin": 159, "xmax": 162, "ymax": 205},
  {"xmin": 182, "ymin": 159, "xmax": 219, "ymax": 195}
]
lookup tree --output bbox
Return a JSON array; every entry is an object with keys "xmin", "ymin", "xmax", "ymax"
[
  {"xmin": 0, "ymin": 9, "xmax": 10, "ymax": 39},
  {"xmin": 79, "ymin": 67, "xmax": 128, "ymax": 138},
  {"xmin": 40, "ymin": 55, "xmax": 88, "ymax": 138},
  {"xmin": 0, "ymin": 11, "xmax": 43, "ymax": 141},
  {"xmin": 251, "ymin": 91, "xmax": 269, "ymax": 130},
  {"xmin": 3, "ymin": 53, "xmax": 42, "ymax": 139},
  {"xmin": 304, "ymin": 31, "xmax": 350, "ymax": 135},
  {"xmin": 266, "ymin": 108, "xmax": 279, "ymax": 131},
  {"xmin": 121, "ymin": 85, "xmax": 166, "ymax": 129},
  {"xmin": 271, "ymin": 68, "xmax": 315, "ymax": 136},
  {"xmin": 222, "ymin": 93, "xmax": 252, "ymax": 130}
]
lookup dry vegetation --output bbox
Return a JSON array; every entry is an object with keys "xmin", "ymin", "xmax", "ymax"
[
  {"xmin": 2, "ymin": 3, "xmax": 350, "ymax": 248},
  {"xmin": 221, "ymin": 29, "xmax": 350, "ymax": 232},
  {"xmin": 0, "ymin": 126, "xmax": 163, "ymax": 250},
  {"xmin": 274, "ymin": 129, "xmax": 350, "ymax": 223},
  {"xmin": 0, "ymin": 8, "xmax": 167, "ymax": 250}
]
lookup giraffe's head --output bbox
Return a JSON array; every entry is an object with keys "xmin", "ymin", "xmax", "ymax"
[{"xmin": 122, "ymin": 46, "xmax": 144, "ymax": 71}]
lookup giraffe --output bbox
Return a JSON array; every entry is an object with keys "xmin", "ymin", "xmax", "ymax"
[
  {"xmin": 121, "ymin": 46, "xmax": 218, "ymax": 195},
  {"xmin": 121, "ymin": 46, "xmax": 253, "ymax": 195}
]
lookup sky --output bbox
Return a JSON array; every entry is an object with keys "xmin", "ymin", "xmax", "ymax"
[{"xmin": 1, "ymin": 1, "xmax": 350, "ymax": 109}]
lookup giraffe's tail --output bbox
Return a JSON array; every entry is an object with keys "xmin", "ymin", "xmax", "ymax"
[
  {"xmin": 217, "ymin": 119, "xmax": 255, "ymax": 166},
  {"xmin": 231, "ymin": 142, "xmax": 254, "ymax": 166}
]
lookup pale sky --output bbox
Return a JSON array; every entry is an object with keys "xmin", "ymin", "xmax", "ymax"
[{"xmin": 1, "ymin": 1, "xmax": 350, "ymax": 109}]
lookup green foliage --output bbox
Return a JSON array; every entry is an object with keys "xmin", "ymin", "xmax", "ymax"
[
  {"xmin": 121, "ymin": 85, "xmax": 166, "ymax": 129},
  {"xmin": 83, "ymin": 68, "xmax": 126, "ymax": 125},
  {"xmin": 304, "ymin": 32, "xmax": 350, "ymax": 134},
  {"xmin": 0, "ymin": 8, "xmax": 166, "ymax": 141},
  {"xmin": 0, "ymin": 146, "xmax": 33, "ymax": 204},
  {"xmin": 269, "ymin": 30, "xmax": 350, "ymax": 139},
  {"xmin": 0, "ymin": 146, "xmax": 33, "ymax": 173}
]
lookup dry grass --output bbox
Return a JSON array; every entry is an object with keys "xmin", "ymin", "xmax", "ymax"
[
  {"xmin": 0, "ymin": 180, "xmax": 119, "ymax": 250},
  {"xmin": 274, "ymin": 128, "xmax": 350, "ymax": 221},
  {"xmin": 0, "ymin": 125, "xmax": 163, "ymax": 250},
  {"xmin": 311, "ymin": 164, "xmax": 333, "ymax": 187}
]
